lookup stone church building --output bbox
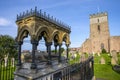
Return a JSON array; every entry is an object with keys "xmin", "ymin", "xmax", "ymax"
[{"xmin": 80, "ymin": 12, "xmax": 120, "ymax": 53}]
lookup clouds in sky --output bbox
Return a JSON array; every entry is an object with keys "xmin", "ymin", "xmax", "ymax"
[{"xmin": 0, "ymin": 17, "xmax": 11, "ymax": 26}]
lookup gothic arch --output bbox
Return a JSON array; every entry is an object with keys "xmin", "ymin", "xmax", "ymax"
[
  {"xmin": 36, "ymin": 27, "xmax": 51, "ymax": 42},
  {"xmin": 62, "ymin": 33, "xmax": 70, "ymax": 44},
  {"xmin": 52, "ymin": 30, "xmax": 60, "ymax": 43},
  {"xmin": 17, "ymin": 25, "xmax": 32, "ymax": 41}
]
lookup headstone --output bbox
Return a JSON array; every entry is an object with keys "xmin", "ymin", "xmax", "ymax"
[
  {"xmin": 62, "ymin": 51, "xmax": 66, "ymax": 58},
  {"xmin": 111, "ymin": 50, "xmax": 118, "ymax": 65},
  {"xmin": 108, "ymin": 53, "xmax": 110, "ymax": 56},
  {"xmin": 92, "ymin": 52, "xmax": 95, "ymax": 56},
  {"xmin": 92, "ymin": 76, "xmax": 96, "ymax": 80},
  {"xmin": 97, "ymin": 52, "xmax": 101, "ymax": 56},
  {"xmin": 80, "ymin": 53, "xmax": 86, "ymax": 62},
  {"xmin": 21, "ymin": 53, "xmax": 25, "ymax": 63},
  {"xmin": 74, "ymin": 53, "xmax": 77, "ymax": 58},
  {"xmin": 71, "ymin": 52, "xmax": 76, "ymax": 59},
  {"xmin": 100, "ymin": 57, "xmax": 105, "ymax": 64},
  {"xmin": 79, "ymin": 52, "xmax": 82, "ymax": 57},
  {"xmin": 111, "ymin": 58, "xmax": 117, "ymax": 65}
]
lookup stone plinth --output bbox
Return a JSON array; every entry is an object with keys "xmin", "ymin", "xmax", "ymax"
[{"xmin": 14, "ymin": 60, "xmax": 69, "ymax": 80}]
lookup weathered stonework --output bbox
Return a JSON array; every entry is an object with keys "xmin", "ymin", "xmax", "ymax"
[
  {"xmin": 14, "ymin": 7, "xmax": 71, "ymax": 80},
  {"xmin": 80, "ymin": 12, "xmax": 120, "ymax": 53},
  {"xmin": 110, "ymin": 36, "xmax": 120, "ymax": 52}
]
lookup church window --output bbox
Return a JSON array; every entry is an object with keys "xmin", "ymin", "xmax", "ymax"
[
  {"xmin": 101, "ymin": 43, "xmax": 104, "ymax": 50},
  {"xmin": 98, "ymin": 19, "xmax": 99, "ymax": 23},
  {"xmin": 98, "ymin": 25, "xmax": 100, "ymax": 32}
]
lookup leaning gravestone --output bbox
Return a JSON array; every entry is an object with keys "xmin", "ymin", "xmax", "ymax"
[
  {"xmin": 92, "ymin": 52, "xmax": 95, "ymax": 56},
  {"xmin": 111, "ymin": 58, "xmax": 117, "ymax": 65},
  {"xmin": 80, "ymin": 53, "xmax": 86, "ymax": 62},
  {"xmin": 100, "ymin": 57, "xmax": 105, "ymax": 64},
  {"xmin": 97, "ymin": 52, "xmax": 101, "ymax": 56},
  {"xmin": 111, "ymin": 50, "xmax": 118, "ymax": 65}
]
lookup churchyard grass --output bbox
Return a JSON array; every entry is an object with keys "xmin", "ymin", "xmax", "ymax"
[
  {"xmin": 94, "ymin": 53, "xmax": 120, "ymax": 80},
  {"xmin": 118, "ymin": 53, "xmax": 120, "ymax": 65},
  {"xmin": 94, "ymin": 64, "xmax": 120, "ymax": 80},
  {"xmin": 69, "ymin": 53, "xmax": 81, "ymax": 64}
]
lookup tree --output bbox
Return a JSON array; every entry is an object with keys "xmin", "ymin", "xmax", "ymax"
[
  {"xmin": 0, "ymin": 35, "xmax": 17, "ymax": 60},
  {"xmin": 101, "ymin": 48, "xmax": 107, "ymax": 53}
]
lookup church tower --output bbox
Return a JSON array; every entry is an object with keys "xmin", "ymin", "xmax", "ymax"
[{"xmin": 89, "ymin": 12, "xmax": 110, "ymax": 53}]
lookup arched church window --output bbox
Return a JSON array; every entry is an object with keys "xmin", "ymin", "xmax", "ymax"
[
  {"xmin": 98, "ymin": 19, "xmax": 99, "ymax": 23},
  {"xmin": 101, "ymin": 43, "xmax": 104, "ymax": 50},
  {"xmin": 98, "ymin": 25, "xmax": 100, "ymax": 32}
]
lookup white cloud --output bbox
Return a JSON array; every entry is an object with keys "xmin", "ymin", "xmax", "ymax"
[{"xmin": 0, "ymin": 17, "xmax": 11, "ymax": 26}]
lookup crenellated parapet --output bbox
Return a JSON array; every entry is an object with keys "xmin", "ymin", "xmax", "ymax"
[
  {"xmin": 90, "ymin": 12, "xmax": 108, "ymax": 18},
  {"xmin": 16, "ymin": 7, "xmax": 71, "ymax": 31}
]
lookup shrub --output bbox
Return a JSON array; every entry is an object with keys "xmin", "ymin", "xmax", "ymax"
[{"xmin": 102, "ymin": 49, "xmax": 107, "ymax": 53}]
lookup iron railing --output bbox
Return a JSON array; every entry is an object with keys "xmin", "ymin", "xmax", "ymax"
[
  {"xmin": 0, "ymin": 56, "xmax": 93, "ymax": 80},
  {"xmin": 0, "ymin": 59, "xmax": 16, "ymax": 80},
  {"xmin": 28, "ymin": 56, "xmax": 94, "ymax": 80}
]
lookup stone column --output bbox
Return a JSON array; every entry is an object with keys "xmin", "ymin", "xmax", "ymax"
[
  {"xmin": 31, "ymin": 40, "xmax": 38, "ymax": 69},
  {"xmin": 46, "ymin": 42, "xmax": 52, "ymax": 64},
  {"xmin": 17, "ymin": 41, "xmax": 23, "ymax": 66},
  {"xmin": 58, "ymin": 43, "xmax": 62, "ymax": 62},
  {"xmin": 66, "ymin": 44, "xmax": 69, "ymax": 61},
  {"xmin": 54, "ymin": 43, "xmax": 58, "ymax": 54},
  {"xmin": 35, "ymin": 42, "xmax": 38, "ymax": 51},
  {"xmin": 46, "ymin": 43, "xmax": 49, "ymax": 53}
]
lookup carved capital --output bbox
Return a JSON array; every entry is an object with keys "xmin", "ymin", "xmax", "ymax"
[
  {"xmin": 46, "ymin": 42, "xmax": 52, "ymax": 46},
  {"xmin": 17, "ymin": 41, "xmax": 23, "ymax": 45},
  {"xmin": 54, "ymin": 42, "xmax": 58, "ymax": 47},
  {"xmin": 58, "ymin": 43, "xmax": 62, "ymax": 46},
  {"xmin": 31, "ymin": 40, "xmax": 38, "ymax": 45},
  {"xmin": 66, "ymin": 44, "xmax": 69, "ymax": 47}
]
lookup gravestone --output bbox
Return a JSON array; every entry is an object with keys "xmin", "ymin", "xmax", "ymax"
[
  {"xmin": 111, "ymin": 50, "xmax": 118, "ymax": 65},
  {"xmin": 80, "ymin": 53, "xmax": 86, "ymax": 62},
  {"xmin": 92, "ymin": 76, "xmax": 96, "ymax": 80},
  {"xmin": 97, "ymin": 52, "xmax": 101, "ymax": 56},
  {"xmin": 100, "ymin": 57, "xmax": 105, "ymax": 64},
  {"xmin": 92, "ymin": 52, "xmax": 95, "ymax": 56},
  {"xmin": 111, "ymin": 58, "xmax": 117, "ymax": 65}
]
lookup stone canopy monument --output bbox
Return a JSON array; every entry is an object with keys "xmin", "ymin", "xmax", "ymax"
[{"xmin": 14, "ymin": 7, "xmax": 71, "ymax": 80}]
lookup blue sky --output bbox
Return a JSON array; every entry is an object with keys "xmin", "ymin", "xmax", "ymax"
[{"xmin": 0, "ymin": 0, "xmax": 120, "ymax": 50}]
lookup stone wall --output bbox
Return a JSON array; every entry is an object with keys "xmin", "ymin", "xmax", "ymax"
[
  {"xmin": 81, "ymin": 39, "xmax": 91, "ymax": 53},
  {"xmin": 110, "ymin": 36, "xmax": 120, "ymax": 52}
]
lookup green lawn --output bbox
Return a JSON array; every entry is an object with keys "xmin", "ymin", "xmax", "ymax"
[
  {"xmin": 94, "ymin": 53, "xmax": 120, "ymax": 80},
  {"xmin": 94, "ymin": 64, "xmax": 120, "ymax": 80}
]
